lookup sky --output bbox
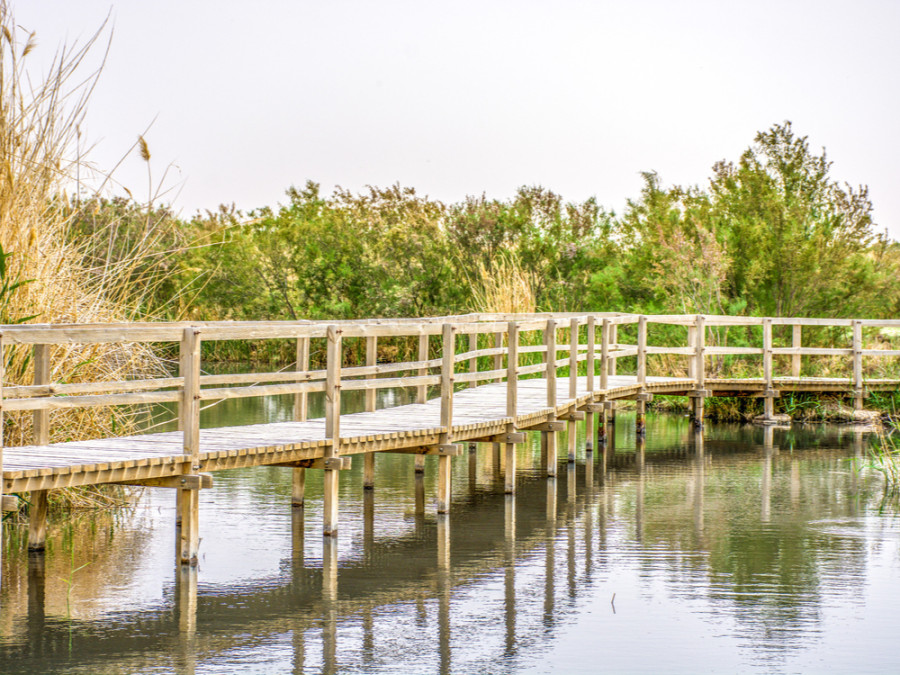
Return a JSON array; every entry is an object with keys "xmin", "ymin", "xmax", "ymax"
[{"xmin": 17, "ymin": 0, "xmax": 900, "ymax": 240}]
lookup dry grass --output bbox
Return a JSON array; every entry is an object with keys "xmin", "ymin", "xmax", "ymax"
[
  {"xmin": 470, "ymin": 253, "xmax": 537, "ymax": 315},
  {"xmin": 1, "ymin": 2, "xmax": 171, "ymax": 508}
]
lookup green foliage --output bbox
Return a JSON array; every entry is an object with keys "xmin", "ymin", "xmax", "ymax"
[
  {"xmin": 0, "ymin": 243, "xmax": 36, "ymax": 324},
  {"xmin": 71, "ymin": 121, "xmax": 898, "ymax": 365}
]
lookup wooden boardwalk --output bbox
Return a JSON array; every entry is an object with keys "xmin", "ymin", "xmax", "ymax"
[{"xmin": 2, "ymin": 312, "xmax": 899, "ymax": 567}]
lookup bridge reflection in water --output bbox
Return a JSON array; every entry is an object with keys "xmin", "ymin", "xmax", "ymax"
[{"xmin": 1, "ymin": 419, "xmax": 882, "ymax": 674}]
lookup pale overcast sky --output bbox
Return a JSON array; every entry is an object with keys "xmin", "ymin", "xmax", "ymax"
[{"xmin": 18, "ymin": 0, "xmax": 900, "ymax": 239}]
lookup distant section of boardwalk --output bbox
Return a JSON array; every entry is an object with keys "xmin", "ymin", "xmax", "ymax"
[{"xmin": 2, "ymin": 312, "xmax": 899, "ymax": 568}]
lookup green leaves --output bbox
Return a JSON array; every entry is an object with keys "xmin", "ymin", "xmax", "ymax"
[{"xmin": 0, "ymin": 243, "xmax": 38, "ymax": 324}]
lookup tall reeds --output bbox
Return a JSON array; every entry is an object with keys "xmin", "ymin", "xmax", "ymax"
[{"xmin": 0, "ymin": 2, "xmax": 168, "ymax": 459}]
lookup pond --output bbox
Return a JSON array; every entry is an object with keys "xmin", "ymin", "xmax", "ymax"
[{"xmin": 1, "ymin": 396, "xmax": 898, "ymax": 674}]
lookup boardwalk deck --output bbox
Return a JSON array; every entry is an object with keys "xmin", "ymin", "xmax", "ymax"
[{"xmin": 2, "ymin": 311, "xmax": 899, "ymax": 567}]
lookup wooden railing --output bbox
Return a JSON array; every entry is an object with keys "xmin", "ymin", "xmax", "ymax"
[
  {"xmin": 2, "ymin": 312, "xmax": 899, "ymax": 560},
  {"xmin": 2, "ymin": 312, "xmax": 900, "ymax": 437}
]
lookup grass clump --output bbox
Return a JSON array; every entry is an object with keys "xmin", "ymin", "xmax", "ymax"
[{"xmin": 0, "ymin": 2, "xmax": 175, "ymax": 511}]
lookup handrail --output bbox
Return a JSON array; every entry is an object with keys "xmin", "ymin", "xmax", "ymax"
[{"xmin": 0, "ymin": 312, "xmax": 898, "ymax": 443}]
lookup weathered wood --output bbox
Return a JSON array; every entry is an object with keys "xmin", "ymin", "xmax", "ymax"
[
  {"xmin": 292, "ymin": 336, "xmax": 311, "ymax": 507},
  {"xmin": 119, "ymin": 473, "xmax": 213, "ymax": 489},
  {"xmin": 323, "ymin": 325, "xmax": 342, "ymax": 536},
  {"xmin": 28, "ymin": 489, "xmax": 49, "ymax": 552},
  {"xmin": 853, "ymin": 320, "xmax": 863, "ymax": 410},
  {"xmin": 389, "ymin": 445, "xmax": 463, "ymax": 456},
  {"xmin": 520, "ymin": 420, "xmax": 566, "ymax": 432},
  {"xmin": 366, "ymin": 335, "xmax": 377, "ymax": 412},
  {"xmin": 363, "ymin": 453, "xmax": 375, "ymax": 489},
  {"xmin": 276, "ymin": 457, "xmax": 351, "ymax": 470},
  {"xmin": 182, "ymin": 328, "xmax": 202, "ymax": 465},
  {"xmin": 437, "ymin": 324, "xmax": 456, "ymax": 513},
  {"xmin": 2, "ymin": 495, "xmax": 17, "ymax": 512},
  {"xmin": 544, "ymin": 319, "xmax": 558, "ymax": 477},
  {"xmin": 179, "ymin": 487, "xmax": 199, "ymax": 566},
  {"xmin": 417, "ymin": 334, "xmax": 429, "ymax": 404},
  {"xmin": 292, "ymin": 468, "xmax": 306, "ymax": 506},
  {"xmin": 32, "ymin": 344, "xmax": 51, "ymax": 446},
  {"xmin": 295, "ymin": 337, "xmax": 311, "ymax": 422},
  {"xmin": 468, "ymin": 332, "xmax": 478, "ymax": 389},
  {"xmin": 505, "ymin": 321, "xmax": 519, "ymax": 494},
  {"xmin": 693, "ymin": 315, "xmax": 706, "ymax": 428},
  {"xmin": 791, "ymin": 325, "xmax": 802, "ymax": 378}
]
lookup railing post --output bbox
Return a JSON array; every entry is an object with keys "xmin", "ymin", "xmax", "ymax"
[
  {"xmin": 493, "ymin": 331, "xmax": 503, "ymax": 383},
  {"xmin": 567, "ymin": 317, "xmax": 579, "ymax": 461},
  {"xmin": 417, "ymin": 333, "xmax": 429, "ymax": 405},
  {"xmin": 179, "ymin": 327, "xmax": 202, "ymax": 565},
  {"xmin": 468, "ymin": 331, "xmax": 478, "ymax": 389},
  {"xmin": 363, "ymin": 335, "xmax": 377, "ymax": 489},
  {"xmin": 505, "ymin": 321, "xmax": 519, "ymax": 494},
  {"xmin": 608, "ymin": 322, "xmax": 618, "ymax": 426},
  {"xmin": 852, "ymin": 320, "xmax": 863, "ymax": 410},
  {"xmin": 792, "ymin": 324, "xmax": 802, "ymax": 379},
  {"xmin": 544, "ymin": 319, "xmax": 558, "ymax": 477},
  {"xmin": 293, "ymin": 336, "xmax": 311, "ymax": 506},
  {"xmin": 693, "ymin": 315, "xmax": 706, "ymax": 429},
  {"xmin": 687, "ymin": 324, "xmax": 697, "ymax": 380},
  {"xmin": 323, "ymin": 325, "xmax": 342, "ymax": 536},
  {"xmin": 415, "ymin": 332, "xmax": 429, "ymax": 474},
  {"xmin": 763, "ymin": 318, "xmax": 774, "ymax": 422},
  {"xmin": 636, "ymin": 315, "xmax": 647, "ymax": 436},
  {"xmin": 28, "ymin": 344, "xmax": 51, "ymax": 553},
  {"xmin": 599, "ymin": 318, "xmax": 610, "ymax": 444},
  {"xmin": 586, "ymin": 316, "xmax": 596, "ymax": 451},
  {"xmin": 437, "ymin": 323, "xmax": 456, "ymax": 513}
]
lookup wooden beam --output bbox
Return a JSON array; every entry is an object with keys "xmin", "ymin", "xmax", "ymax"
[
  {"xmin": 273, "ymin": 457, "xmax": 352, "ymax": 470},
  {"xmin": 521, "ymin": 420, "xmax": 566, "ymax": 433},
  {"xmin": 476, "ymin": 432, "xmax": 527, "ymax": 445},
  {"xmin": 387, "ymin": 445, "xmax": 464, "ymax": 457},
  {"xmin": 118, "ymin": 473, "xmax": 213, "ymax": 490},
  {"xmin": 2, "ymin": 495, "xmax": 18, "ymax": 512}
]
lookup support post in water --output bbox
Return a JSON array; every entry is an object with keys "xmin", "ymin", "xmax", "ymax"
[
  {"xmin": 693, "ymin": 315, "xmax": 706, "ymax": 429},
  {"xmin": 763, "ymin": 318, "xmax": 775, "ymax": 422},
  {"xmin": 323, "ymin": 325, "xmax": 342, "ymax": 536},
  {"xmin": 635, "ymin": 315, "xmax": 647, "ymax": 437},
  {"xmin": 505, "ymin": 321, "xmax": 519, "ymax": 494},
  {"xmin": 364, "ymin": 335, "xmax": 377, "ymax": 489},
  {"xmin": 608, "ymin": 323, "xmax": 617, "ymax": 427},
  {"xmin": 852, "ymin": 320, "xmax": 864, "ymax": 411},
  {"xmin": 585, "ymin": 316, "xmax": 596, "ymax": 452},
  {"xmin": 567, "ymin": 317, "xmax": 579, "ymax": 462},
  {"xmin": 28, "ymin": 343, "xmax": 51, "ymax": 553},
  {"xmin": 293, "ymin": 336, "xmax": 310, "ymax": 506},
  {"xmin": 599, "ymin": 318, "xmax": 610, "ymax": 444},
  {"xmin": 416, "ymin": 333, "xmax": 429, "ymax": 477},
  {"xmin": 180, "ymin": 327, "xmax": 202, "ymax": 566},
  {"xmin": 437, "ymin": 323, "xmax": 456, "ymax": 513},
  {"xmin": 544, "ymin": 319, "xmax": 558, "ymax": 477}
]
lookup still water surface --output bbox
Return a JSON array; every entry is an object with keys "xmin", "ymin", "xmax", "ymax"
[{"xmin": 1, "ymin": 391, "xmax": 898, "ymax": 674}]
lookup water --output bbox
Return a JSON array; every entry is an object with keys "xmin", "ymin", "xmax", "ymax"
[{"xmin": 2, "ymin": 399, "xmax": 898, "ymax": 674}]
